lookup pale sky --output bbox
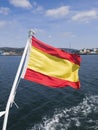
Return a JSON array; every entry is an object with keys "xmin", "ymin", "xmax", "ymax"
[{"xmin": 0, "ymin": 0, "xmax": 98, "ymax": 49}]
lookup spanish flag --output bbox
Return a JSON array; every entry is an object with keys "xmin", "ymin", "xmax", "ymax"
[{"xmin": 21, "ymin": 36, "xmax": 81, "ymax": 89}]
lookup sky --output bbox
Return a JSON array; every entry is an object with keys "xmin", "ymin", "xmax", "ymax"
[{"xmin": 0, "ymin": 0, "xmax": 98, "ymax": 49}]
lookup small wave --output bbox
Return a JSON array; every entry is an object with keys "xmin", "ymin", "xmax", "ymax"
[{"xmin": 28, "ymin": 95, "xmax": 98, "ymax": 130}]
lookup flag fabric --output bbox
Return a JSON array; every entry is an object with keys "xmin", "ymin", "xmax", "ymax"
[{"xmin": 21, "ymin": 36, "xmax": 81, "ymax": 89}]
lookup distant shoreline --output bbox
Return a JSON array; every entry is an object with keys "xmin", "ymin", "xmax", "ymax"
[
  {"xmin": 0, "ymin": 53, "xmax": 98, "ymax": 56},
  {"xmin": 0, "ymin": 47, "xmax": 98, "ymax": 56}
]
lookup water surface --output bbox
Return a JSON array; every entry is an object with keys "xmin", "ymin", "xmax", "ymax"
[{"xmin": 0, "ymin": 55, "xmax": 98, "ymax": 130}]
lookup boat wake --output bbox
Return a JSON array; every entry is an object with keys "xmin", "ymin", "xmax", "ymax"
[{"xmin": 28, "ymin": 95, "xmax": 98, "ymax": 130}]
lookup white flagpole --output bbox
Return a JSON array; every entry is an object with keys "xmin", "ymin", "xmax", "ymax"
[{"xmin": 2, "ymin": 30, "xmax": 35, "ymax": 130}]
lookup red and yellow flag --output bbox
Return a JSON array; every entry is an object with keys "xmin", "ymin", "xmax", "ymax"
[{"xmin": 21, "ymin": 36, "xmax": 81, "ymax": 89}]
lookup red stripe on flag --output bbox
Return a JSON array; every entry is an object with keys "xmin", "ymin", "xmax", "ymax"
[
  {"xmin": 24, "ymin": 69, "xmax": 80, "ymax": 89},
  {"xmin": 32, "ymin": 36, "xmax": 81, "ymax": 65}
]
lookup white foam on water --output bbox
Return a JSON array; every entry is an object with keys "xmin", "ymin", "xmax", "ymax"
[{"xmin": 28, "ymin": 95, "xmax": 98, "ymax": 130}]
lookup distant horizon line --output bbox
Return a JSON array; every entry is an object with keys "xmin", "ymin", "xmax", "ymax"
[{"xmin": 0, "ymin": 46, "xmax": 98, "ymax": 50}]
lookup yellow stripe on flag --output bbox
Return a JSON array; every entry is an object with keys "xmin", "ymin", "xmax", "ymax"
[{"xmin": 27, "ymin": 46, "xmax": 80, "ymax": 82}]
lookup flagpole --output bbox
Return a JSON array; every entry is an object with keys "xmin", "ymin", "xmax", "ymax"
[{"xmin": 2, "ymin": 30, "xmax": 35, "ymax": 130}]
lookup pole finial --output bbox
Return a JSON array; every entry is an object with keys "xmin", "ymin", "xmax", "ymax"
[{"xmin": 28, "ymin": 29, "xmax": 36, "ymax": 38}]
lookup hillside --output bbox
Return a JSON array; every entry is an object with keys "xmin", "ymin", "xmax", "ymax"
[
  {"xmin": 0, "ymin": 47, "xmax": 80, "ymax": 56},
  {"xmin": 0, "ymin": 47, "xmax": 24, "ymax": 56}
]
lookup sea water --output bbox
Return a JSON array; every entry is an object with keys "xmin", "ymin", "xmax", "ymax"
[{"xmin": 0, "ymin": 55, "xmax": 98, "ymax": 130}]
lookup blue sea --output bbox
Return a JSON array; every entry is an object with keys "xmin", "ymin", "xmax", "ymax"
[{"xmin": 0, "ymin": 55, "xmax": 98, "ymax": 130}]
